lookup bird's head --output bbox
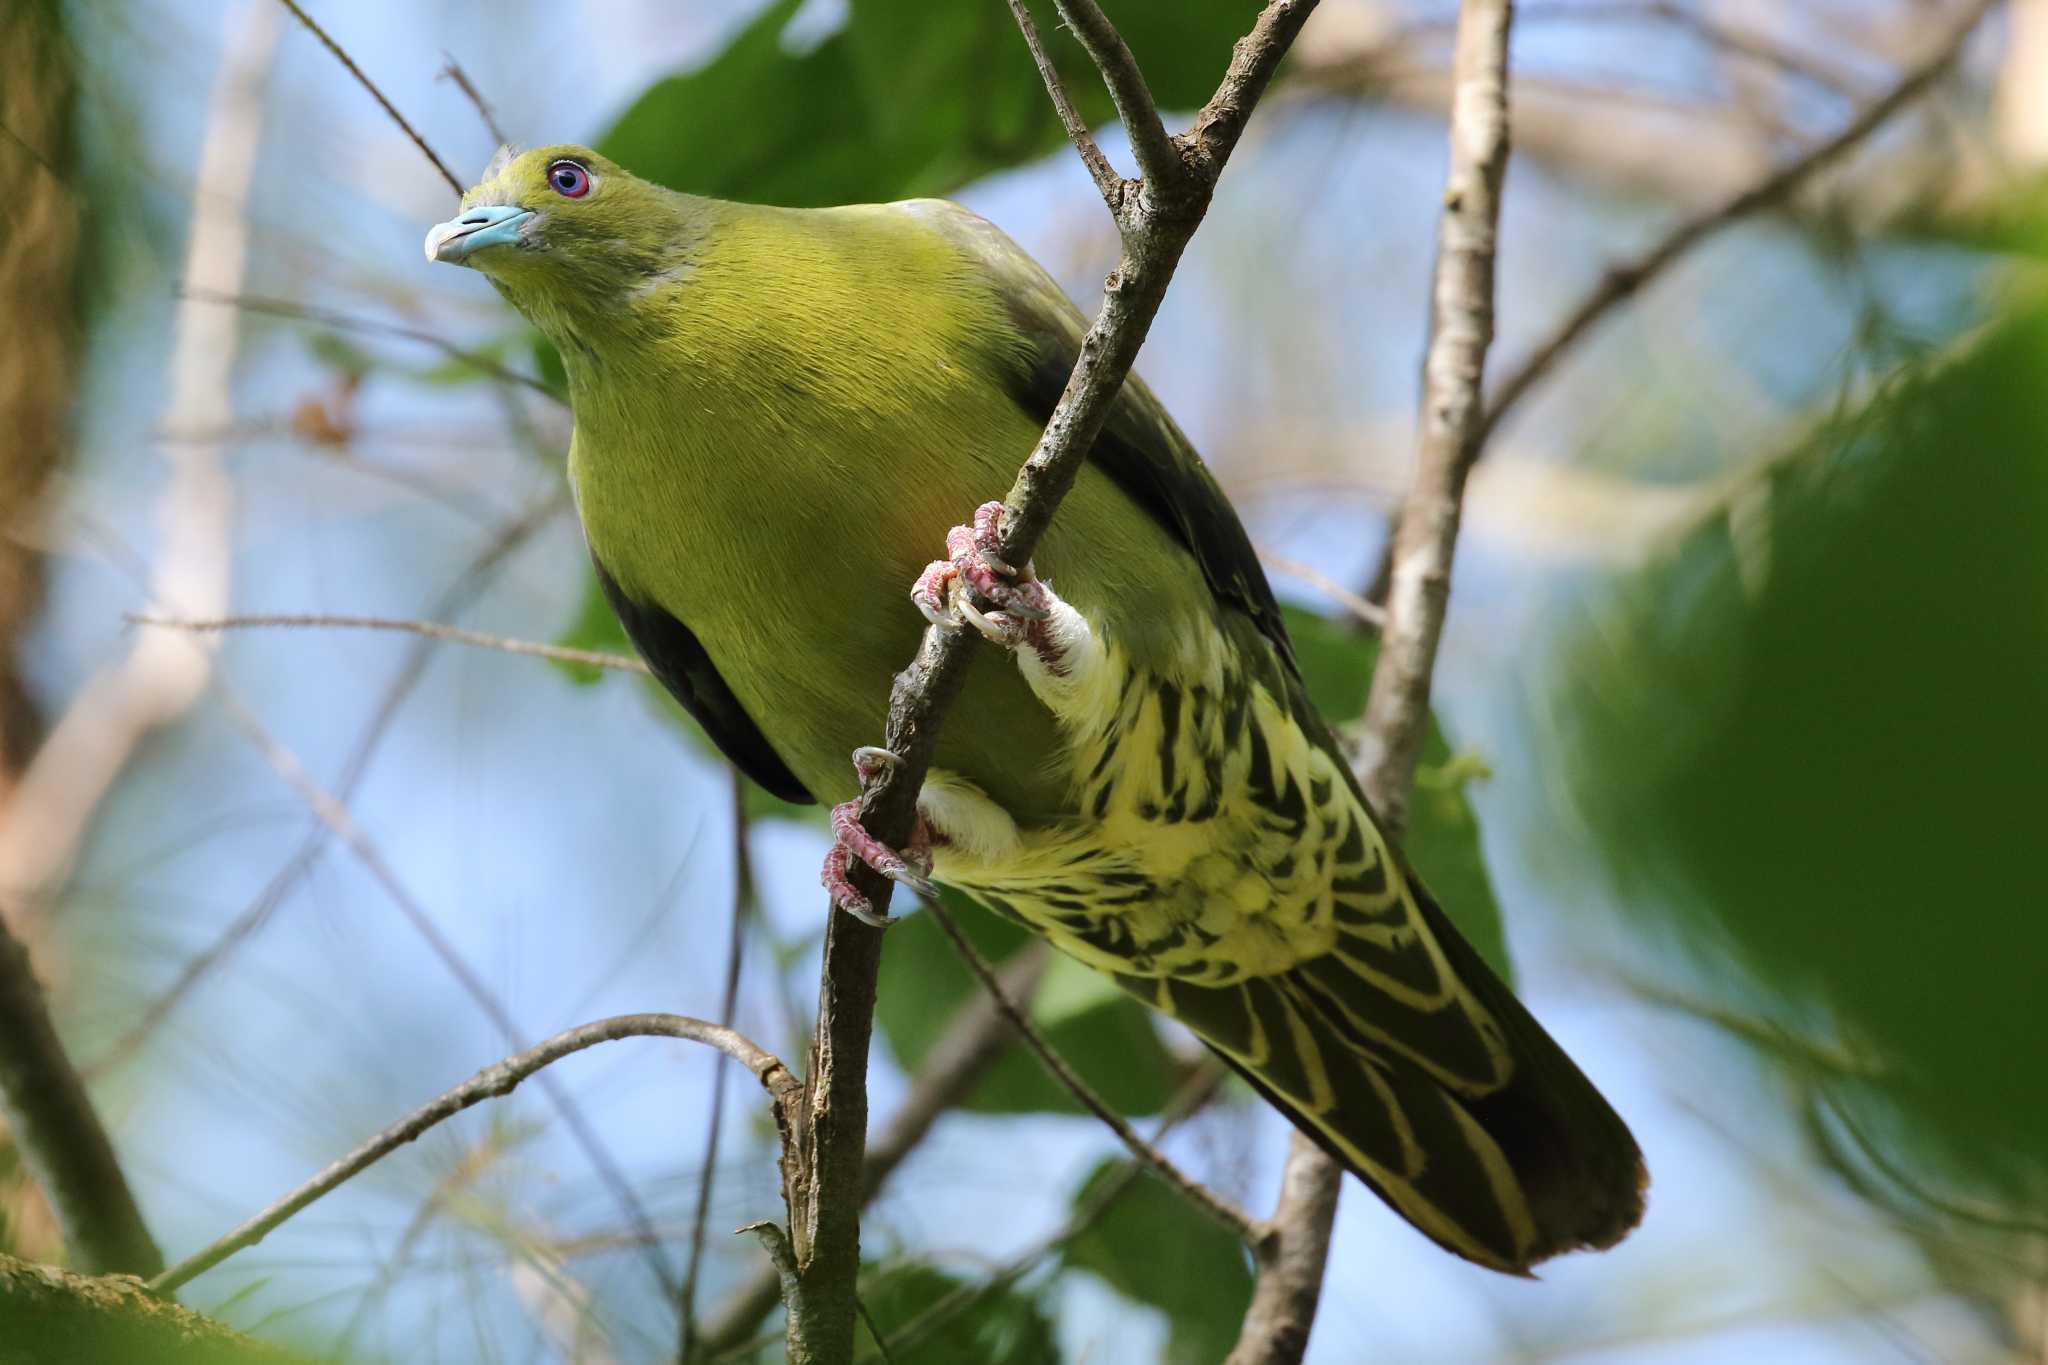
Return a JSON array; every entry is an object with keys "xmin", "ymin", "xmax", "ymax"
[{"xmin": 425, "ymin": 144, "xmax": 694, "ymax": 326}]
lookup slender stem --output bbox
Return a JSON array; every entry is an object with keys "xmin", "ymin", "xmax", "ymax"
[
  {"xmin": 0, "ymin": 921, "xmax": 161, "ymax": 1275},
  {"xmin": 1477, "ymin": 0, "xmax": 2002, "ymax": 446},
  {"xmin": 129, "ymin": 613, "xmax": 647, "ymax": 675},
  {"xmin": 924, "ymin": 898, "xmax": 1258, "ymax": 1243},
  {"xmin": 273, "ymin": 0, "xmax": 462, "ymax": 193},
  {"xmin": 693, "ymin": 948, "xmax": 1050, "ymax": 1354},
  {"xmin": 678, "ymin": 775, "xmax": 754, "ymax": 1362},
  {"xmin": 438, "ymin": 55, "xmax": 511, "ymax": 147},
  {"xmin": 1230, "ymin": 2, "xmax": 1516, "ymax": 1360},
  {"xmin": 151, "ymin": 1014, "xmax": 797, "ymax": 1294},
  {"xmin": 1002, "ymin": 0, "xmax": 1122, "ymax": 209},
  {"xmin": 1048, "ymin": 0, "xmax": 1183, "ymax": 206}
]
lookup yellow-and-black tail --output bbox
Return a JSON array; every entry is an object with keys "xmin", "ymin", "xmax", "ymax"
[{"xmin": 1123, "ymin": 867, "xmax": 1646, "ymax": 1273}]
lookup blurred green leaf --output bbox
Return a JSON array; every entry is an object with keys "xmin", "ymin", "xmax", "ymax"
[
  {"xmin": 1283, "ymin": 605, "xmax": 1513, "ymax": 982},
  {"xmin": 599, "ymin": 0, "xmax": 1270, "ymax": 206},
  {"xmin": 1558, "ymin": 302, "xmax": 2048, "ymax": 1196},
  {"xmin": 876, "ymin": 889, "xmax": 1178, "ymax": 1116},
  {"xmin": 1061, "ymin": 1159, "xmax": 1252, "ymax": 1365},
  {"xmin": 854, "ymin": 1260, "xmax": 1059, "ymax": 1364},
  {"xmin": 304, "ymin": 331, "xmax": 373, "ymax": 382}
]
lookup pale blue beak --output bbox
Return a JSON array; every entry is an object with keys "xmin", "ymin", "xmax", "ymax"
[{"xmin": 424, "ymin": 203, "xmax": 534, "ymax": 265}]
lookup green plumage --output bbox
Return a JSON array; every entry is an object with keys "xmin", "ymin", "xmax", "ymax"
[{"xmin": 429, "ymin": 145, "xmax": 1646, "ymax": 1271}]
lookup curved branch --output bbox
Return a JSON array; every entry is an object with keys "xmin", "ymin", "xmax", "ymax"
[
  {"xmin": 1478, "ymin": 0, "xmax": 2002, "ymax": 446},
  {"xmin": 924, "ymin": 898, "xmax": 1257, "ymax": 1243},
  {"xmin": 150, "ymin": 1013, "xmax": 797, "ymax": 1295},
  {"xmin": 273, "ymin": 0, "xmax": 461, "ymax": 194}
]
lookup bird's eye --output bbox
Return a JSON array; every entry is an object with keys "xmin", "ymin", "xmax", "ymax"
[{"xmin": 547, "ymin": 161, "xmax": 591, "ymax": 198}]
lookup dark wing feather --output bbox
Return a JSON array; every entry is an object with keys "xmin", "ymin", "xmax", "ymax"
[
  {"xmin": 909, "ymin": 200, "xmax": 1296, "ymax": 670},
  {"xmin": 591, "ymin": 555, "xmax": 814, "ymax": 804}
]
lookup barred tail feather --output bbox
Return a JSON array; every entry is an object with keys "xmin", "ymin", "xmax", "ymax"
[{"xmin": 1132, "ymin": 879, "xmax": 1646, "ymax": 1273}]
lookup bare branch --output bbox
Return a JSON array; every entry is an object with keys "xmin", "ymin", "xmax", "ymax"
[
  {"xmin": 86, "ymin": 494, "xmax": 567, "ymax": 1080},
  {"xmin": 1003, "ymin": 0, "xmax": 1122, "ymax": 209},
  {"xmin": 0, "ymin": 922, "xmax": 159, "ymax": 1275},
  {"xmin": 1479, "ymin": 0, "xmax": 2002, "ymax": 446},
  {"xmin": 877, "ymin": 1064, "xmax": 1229, "ymax": 1360},
  {"xmin": 924, "ymin": 897, "xmax": 1258, "ymax": 1243},
  {"xmin": 1047, "ymin": 0, "xmax": 1183, "ymax": 204},
  {"xmin": 209, "ymin": 681, "xmax": 681, "ymax": 1295},
  {"xmin": 1232, "ymin": 1, "xmax": 1515, "ymax": 1359},
  {"xmin": 694, "ymin": 947, "xmax": 1050, "ymax": 1355},
  {"xmin": 1256, "ymin": 549, "xmax": 1386, "ymax": 631},
  {"xmin": 779, "ymin": 3, "xmax": 1320, "ymax": 1357},
  {"xmin": 679, "ymin": 775, "xmax": 755, "ymax": 1361},
  {"xmin": 150, "ymin": 1013, "xmax": 798, "ymax": 1295},
  {"xmin": 129, "ymin": 613, "xmax": 648, "ymax": 675},
  {"xmin": 273, "ymin": 0, "xmax": 462, "ymax": 194},
  {"xmin": 1186, "ymin": 0, "xmax": 1321, "ymax": 178},
  {"xmin": 438, "ymin": 55, "xmax": 510, "ymax": 147},
  {"xmin": 179, "ymin": 289, "xmax": 562, "ymax": 401}
]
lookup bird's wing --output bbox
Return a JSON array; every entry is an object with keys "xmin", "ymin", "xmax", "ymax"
[
  {"xmin": 590, "ymin": 554, "xmax": 814, "ymax": 804},
  {"xmin": 903, "ymin": 199, "xmax": 1297, "ymax": 671}
]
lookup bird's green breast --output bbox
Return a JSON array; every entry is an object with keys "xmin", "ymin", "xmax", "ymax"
[{"xmin": 565, "ymin": 202, "xmax": 1209, "ymax": 822}]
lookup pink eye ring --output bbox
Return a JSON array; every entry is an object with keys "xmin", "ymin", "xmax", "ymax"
[{"xmin": 547, "ymin": 160, "xmax": 591, "ymax": 198}]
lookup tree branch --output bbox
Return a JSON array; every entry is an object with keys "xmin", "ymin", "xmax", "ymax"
[
  {"xmin": 150, "ymin": 1013, "xmax": 797, "ymax": 1294},
  {"xmin": 273, "ymin": 0, "xmax": 462, "ymax": 194},
  {"xmin": 770, "ymin": 4, "xmax": 1319, "ymax": 1358},
  {"xmin": 1230, "ymin": 2, "xmax": 1515, "ymax": 1360},
  {"xmin": 924, "ymin": 897, "xmax": 1258, "ymax": 1243},
  {"xmin": 1, "ymin": 1252, "xmax": 309, "ymax": 1364},
  {"xmin": 1477, "ymin": 0, "xmax": 2002, "ymax": 447},
  {"xmin": 130, "ymin": 612, "xmax": 648, "ymax": 675},
  {"xmin": 208, "ymin": 681, "xmax": 681, "ymax": 1295},
  {"xmin": 1002, "ymin": 0, "xmax": 1121, "ymax": 209},
  {"xmin": 694, "ymin": 948, "xmax": 1051, "ymax": 1355},
  {"xmin": 0, "ymin": 922, "xmax": 160, "ymax": 1275},
  {"xmin": 87, "ymin": 493, "xmax": 568, "ymax": 1079}
]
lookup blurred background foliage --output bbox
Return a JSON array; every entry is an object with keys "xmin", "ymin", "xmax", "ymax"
[{"xmin": 5, "ymin": 0, "xmax": 2048, "ymax": 1361}]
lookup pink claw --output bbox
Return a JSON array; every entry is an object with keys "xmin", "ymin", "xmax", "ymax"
[
  {"xmin": 907, "ymin": 500, "xmax": 1053, "ymax": 646},
  {"xmin": 822, "ymin": 798, "xmax": 936, "ymax": 928}
]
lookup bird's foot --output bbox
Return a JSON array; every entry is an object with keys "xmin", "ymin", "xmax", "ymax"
[
  {"xmin": 820, "ymin": 747, "xmax": 937, "ymax": 928},
  {"xmin": 911, "ymin": 501, "xmax": 1053, "ymax": 650}
]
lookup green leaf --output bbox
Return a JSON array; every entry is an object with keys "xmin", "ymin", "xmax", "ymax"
[
  {"xmin": 854, "ymin": 1260, "xmax": 1060, "ymax": 1365},
  {"xmin": 1282, "ymin": 605, "xmax": 1513, "ymax": 983},
  {"xmin": 875, "ymin": 889, "xmax": 1178, "ymax": 1116},
  {"xmin": 1556, "ymin": 302, "xmax": 2048, "ymax": 1197},
  {"xmin": 599, "ymin": 0, "xmax": 1270, "ymax": 207},
  {"xmin": 1060, "ymin": 1159, "xmax": 1252, "ymax": 1365}
]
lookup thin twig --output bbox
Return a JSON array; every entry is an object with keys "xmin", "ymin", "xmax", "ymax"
[
  {"xmin": 1231, "ymin": 2, "xmax": 1516, "ymax": 1360},
  {"xmin": 693, "ymin": 949, "xmax": 1050, "ymax": 1355},
  {"xmin": 86, "ymin": 494, "xmax": 567, "ymax": 1079},
  {"xmin": 924, "ymin": 897, "xmax": 1257, "ymax": 1243},
  {"xmin": 875, "ymin": 1065, "xmax": 1230, "ymax": 1361},
  {"xmin": 273, "ymin": 0, "xmax": 462, "ymax": 194},
  {"xmin": 1478, "ymin": 0, "xmax": 2001, "ymax": 446},
  {"xmin": 129, "ymin": 613, "xmax": 648, "ymax": 675},
  {"xmin": 438, "ymin": 54, "xmax": 510, "ymax": 147},
  {"xmin": 150, "ymin": 1013, "xmax": 798, "ymax": 1294},
  {"xmin": 210, "ymin": 681, "xmax": 683, "ymax": 1296},
  {"xmin": 1049, "ymin": 0, "xmax": 1182, "ymax": 206},
  {"xmin": 0, "ymin": 921, "xmax": 160, "ymax": 1275},
  {"xmin": 1003, "ymin": 0, "xmax": 1121, "ymax": 208},
  {"xmin": 178, "ymin": 289, "xmax": 561, "ymax": 401},
  {"xmin": 773, "ymin": 5, "xmax": 1319, "ymax": 1358},
  {"xmin": 1257, "ymin": 549, "xmax": 1387, "ymax": 631},
  {"xmin": 678, "ymin": 774, "xmax": 755, "ymax": 1363}
]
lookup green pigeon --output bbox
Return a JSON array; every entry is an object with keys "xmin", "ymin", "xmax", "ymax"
[{"xmin": 426, "ymin": 145, "xmax": 1647, "ymax": 1272}]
